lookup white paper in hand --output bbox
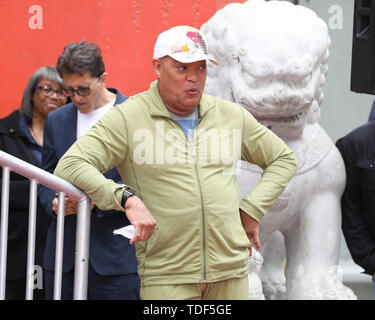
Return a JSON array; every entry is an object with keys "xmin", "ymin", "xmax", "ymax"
[{"xmin": 113, "ymin": 225, "xmax": 135, "ymax": 240}]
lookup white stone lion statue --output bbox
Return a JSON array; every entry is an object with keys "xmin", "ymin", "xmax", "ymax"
[{"xmin": 202, "ymin": 0, "xmax": 356, "ymax": 300}]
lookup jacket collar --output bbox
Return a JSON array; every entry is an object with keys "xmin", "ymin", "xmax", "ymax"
[
  {"xmin": 109, "ymin": 88, "xmax": 127, "ymax": 105},
  {"xmin": 148, "ymin": 80, "xmax": 215, "ymax": 119},
  {"xmin": 68, "ymin": 88, "xmax": 126, "ymax": 143}
]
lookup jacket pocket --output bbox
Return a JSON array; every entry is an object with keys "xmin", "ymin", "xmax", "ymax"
[
  {"xmin": 357, "ymin": 159, "xmax": 375, "ymax": 170},
  {"xmin": 357, "ymin": 159, "xmax": 375, "ymax": 193}
]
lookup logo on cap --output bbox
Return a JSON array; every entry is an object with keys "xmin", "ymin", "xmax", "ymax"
[
  {"xmin": 154, "ymin": 25, "xmax": 218, "ymax": 66},
  {"xmin": 186, "ymin": 31, "xmax": 208, "ymax": 54}
]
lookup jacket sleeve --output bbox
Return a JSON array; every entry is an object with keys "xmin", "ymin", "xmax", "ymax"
[
  {"xmin": 336, "ymin": 137, "xmax": 375, "ymax": 275},
  {"xmin": 37, "ymin": 115, "xmax": 58, "ymax": 217},
  {"xmin": 239, "ymin": 108, "xmax": 298, "ymax": 222},
  {"xmin": 54, "ymin": 106, "xmax": 129, "ymax": 212}
]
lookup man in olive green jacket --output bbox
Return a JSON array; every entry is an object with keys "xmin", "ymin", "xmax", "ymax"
[{"xmin": 54, "ymin": 26, "xmax": 297, "ymax": 300}]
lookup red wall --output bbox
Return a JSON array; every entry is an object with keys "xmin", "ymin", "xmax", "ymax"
[{"xmin": 0, "ymin": 0, "xmax": 246, "ymax": 118}]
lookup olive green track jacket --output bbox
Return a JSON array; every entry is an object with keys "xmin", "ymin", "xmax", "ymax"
[{"xmin": 54, "ymin": 81, "xmax": 297, "ymax": 285}]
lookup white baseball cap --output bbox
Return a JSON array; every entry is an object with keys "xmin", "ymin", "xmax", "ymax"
[{"xmin": 153, "ymin": 25, "xmax": 218, "ymax": 66}]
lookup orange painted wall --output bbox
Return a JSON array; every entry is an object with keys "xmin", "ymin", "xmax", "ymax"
[{"xmin": 0, "ymin": 0, "xmax": 246, "ymax": 118}]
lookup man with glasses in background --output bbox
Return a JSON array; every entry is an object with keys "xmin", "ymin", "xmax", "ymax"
[{"xmin": 38, "ymin": 40, "xmax": 140, "ymax": 300}]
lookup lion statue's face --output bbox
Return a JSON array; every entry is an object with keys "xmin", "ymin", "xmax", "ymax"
[{"xmin": 202, "ymin": 0, "xmax": 330, "ymax": 139}]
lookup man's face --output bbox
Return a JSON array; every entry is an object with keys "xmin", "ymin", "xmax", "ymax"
[
  {"xmin": 153, "ymin": 56, "xmax": 207, "ymax": 115},
  {"xmin": 62, "ymin": 72, "xmax": 103, "ymax": 114}
]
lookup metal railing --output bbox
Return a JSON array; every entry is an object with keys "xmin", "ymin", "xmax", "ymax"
[{"xmin": 0, "ymin": 150, "xmax": 91, "ymax": 300}]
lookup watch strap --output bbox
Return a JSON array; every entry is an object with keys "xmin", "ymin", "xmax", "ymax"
[{"xmin": 121, "ymin": 187, "xmax": 136, "ymax": 208}]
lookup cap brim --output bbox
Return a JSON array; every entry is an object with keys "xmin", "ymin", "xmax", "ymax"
[{"xmin": 169, "ymin": 52, "xmax": 218, "ymax": 66}]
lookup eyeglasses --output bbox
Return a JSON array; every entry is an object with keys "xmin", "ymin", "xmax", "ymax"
[
  {"xmin": 62, "ymin": 77, "xmax": 99, "ymax": 97},
  {"xmin": 34, "ymin": 86, "xmax": 66, "ymax": 99}
]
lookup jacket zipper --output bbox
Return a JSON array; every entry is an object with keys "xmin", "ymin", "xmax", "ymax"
[
  {"xmin": 169, "ymin": 118, "xmax": 207, "ymax": 282},
  {"xmin": 193, "ymin": 147, "xmax": 207, "ymax": 283},
  {"xmin": 191, "ymin": 119, "xmax": 207, "ymax": 283}
]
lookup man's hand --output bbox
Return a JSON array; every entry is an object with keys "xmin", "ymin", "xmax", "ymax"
[
  {"xmin": 240, "ymin": 209, "xmax": 261, "ymax": 256},
  {"xmin": 124, "ymin": 196, "xmax": 156, "ymax": 245},
  {"xmin": 52, "ymin": 195, "xmax": 95, "ymax": 216}
]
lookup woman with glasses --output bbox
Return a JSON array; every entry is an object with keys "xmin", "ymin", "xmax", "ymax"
[{"xmin": 0, "ymin": 65, "xmax": 68, "ymax": 299}]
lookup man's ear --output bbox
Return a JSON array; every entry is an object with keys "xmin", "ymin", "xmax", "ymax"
[
  {"xmin": 98, "ymin": 72, "xmax": 108, "ymax": 86},
  {"xmin": 152, "ymin": 59, "xmax": 161, "ymax": 79}
]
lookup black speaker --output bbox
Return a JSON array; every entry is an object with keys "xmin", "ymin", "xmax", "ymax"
[{"xmin": 351, "ymin": 0, "xmax": 375, "ymax": 95}]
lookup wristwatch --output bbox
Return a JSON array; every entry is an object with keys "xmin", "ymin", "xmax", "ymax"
[{"xmin": 121, "ymin": 186, "xmax": 137, "ymax": 208}]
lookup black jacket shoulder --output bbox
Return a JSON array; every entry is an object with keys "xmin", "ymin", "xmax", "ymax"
[
  {"xmin": 336, "ymin": 121, "xmax": 375, "ymax": 165},
  {"xmin": 0, "ymin": 110, "xmax": 25, "ymax": 137}
]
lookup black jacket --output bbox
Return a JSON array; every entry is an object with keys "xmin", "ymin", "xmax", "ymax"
[
  {"xmin": 0, "ymin": 110, "xmax": 51, "ymax": 281},
  {"xmin": 336, "ymin": 121, "xmax": 375, "ymax": 275}
]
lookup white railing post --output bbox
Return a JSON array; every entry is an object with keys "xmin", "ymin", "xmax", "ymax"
[
  {"xmin": 25, "ymin": 179, "xmax": 38, "ymax": 300},
  {"xmin": 0, "ymin": 166, "xmax": 10, "ymax": 300},
  {"xmin": 53, "ymin": 192, "xmax": 66, "ymax": 300},
  {"xmin": 73, "ymin": 199, "xmax": 91, "ymax": 300}
]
